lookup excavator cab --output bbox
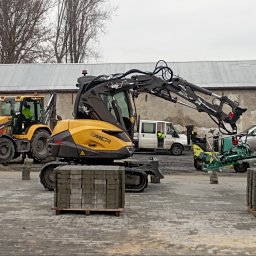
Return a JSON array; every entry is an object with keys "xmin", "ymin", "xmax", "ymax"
[
  {"xmin": 74, "ymin": 75, "xmax": 136, "ymax": 139},
  {"xmin": 100, "ymin": 91, "xmax": 135, "ymax": 138}
]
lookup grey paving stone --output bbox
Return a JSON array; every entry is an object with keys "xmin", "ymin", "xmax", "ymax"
[{"xmin": 0, "ymin": 167, "xmax": 255, "ymax": 255}]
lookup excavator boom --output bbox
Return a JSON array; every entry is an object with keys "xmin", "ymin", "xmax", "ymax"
[{"xmin": 75, "ymin": 61, "xmax": 246, "ymax": 135}]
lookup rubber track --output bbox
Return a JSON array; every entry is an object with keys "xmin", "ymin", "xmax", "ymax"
[{"xmin": 40, "ymin": 162, "xmax": 148, "ymax": 193}]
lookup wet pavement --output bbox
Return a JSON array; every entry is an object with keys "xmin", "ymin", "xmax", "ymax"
[{"xmin": 0, "ymin": 161, "xmax": 255, "ymax": 255}]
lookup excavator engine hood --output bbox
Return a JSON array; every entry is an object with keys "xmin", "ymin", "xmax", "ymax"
[{"xmin": 48, "ymin": 119, "xmax": 134, "ymax": 160}]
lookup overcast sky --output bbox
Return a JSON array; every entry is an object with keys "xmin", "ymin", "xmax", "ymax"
[{"xmin": 97, "ymin": 0, "xmax": 256, "ymax": 63}]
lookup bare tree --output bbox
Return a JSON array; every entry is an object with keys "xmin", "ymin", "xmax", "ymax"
[
  {"xmin": 0, "ymin": 0, "xmax": 53, "ymax": 63},
  {"xmin": 53, "ymin": 0, "xmax": 113, "ymax": 63},
  {"xmin": 54, "ymin": 0, "xmax": 68, "ymax": 62}
]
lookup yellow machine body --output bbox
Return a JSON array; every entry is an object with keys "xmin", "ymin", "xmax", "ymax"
[{"xmin": 49, "ymin": 119, "xmax": 134, "ymax": 160}]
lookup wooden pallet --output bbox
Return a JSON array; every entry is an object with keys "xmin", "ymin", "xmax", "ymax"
[
  {"xmin": 52, "ymin": 207, "xmax": 124, "ymax": 216},
  {"xmin": 248, "ymin": 207, "xmax": 256, "ymax": 217}
]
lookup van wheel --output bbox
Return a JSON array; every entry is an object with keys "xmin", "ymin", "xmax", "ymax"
[
  {"xmin": 30, "ymin": 130, "xmax": 51, "ymax": 162},
  {"xmin": 170, "ymin": 143, "xmax": 183, "ymax": 155}
]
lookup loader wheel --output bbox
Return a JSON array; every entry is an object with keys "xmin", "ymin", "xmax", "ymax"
[
  {"xmin": 0, "ymin": 137, "xmax": 15, "ymax": 164},
  {"xmin": 234, "ymin": 162, "xmax": 249, "ymax": 173},
  {"xmin": 170, "ymin": 143, "xmax": 183, "ymax": 156},
  {"xmin": 40, "ymin": 164, "xmax": 57, "ymax": 191},
  {"xmin": 30, "ymin": 130, "xmax": 51, "ymax": 162}
]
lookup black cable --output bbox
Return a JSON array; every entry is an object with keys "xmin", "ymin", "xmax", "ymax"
[
  {"xmin": 208, "ymin": 114, "xmax": 235, "ymax": 135},
  {"xmin": 94, "ymin": 60, "xmax": 174, "ymax": 83}
]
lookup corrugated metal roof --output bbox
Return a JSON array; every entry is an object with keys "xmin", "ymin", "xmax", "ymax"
[{"xmin": 0, "ymin": 60, "xmax": 256, "ymax": 92}]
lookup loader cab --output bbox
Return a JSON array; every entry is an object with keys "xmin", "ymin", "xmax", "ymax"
[{"xmin": 0, "ymin": 96, "xmax": 45, "ymax": 134}]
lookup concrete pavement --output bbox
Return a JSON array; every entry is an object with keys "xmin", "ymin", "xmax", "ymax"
[{"xmin": 0, "ymin": 170, "xmax": 255, "ymax": 255}]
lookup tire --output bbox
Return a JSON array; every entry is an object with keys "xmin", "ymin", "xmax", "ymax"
[
  {"xmin": 194, "ymin": 157, "xmax": 203, "ymax": 171},
  {"xmin": 233, "ymin": 162, "xmax": 249, "ymax": 173},
  {"xmin": 30, "ymin": 129, "xmax": 51, "ymax": 162},
  {"xmin": 170, "ymin": 143, "xmax": 183, "ymax": 156},
  {"xmin": 40, "ymin": 164, "xmax": 57, "ymax": 191},
  {"xmin": 0, "ymin": 137, "xmax": 15, "ymax": 163}
]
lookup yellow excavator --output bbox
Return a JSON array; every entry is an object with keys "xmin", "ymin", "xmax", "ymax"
[
  {"xmin": 39, "ymin": 61, "xmax": 246, "ymax": 192},
  {"xmin": 0, "ymin": 94, "xmax": 57, "ymax": 163}
]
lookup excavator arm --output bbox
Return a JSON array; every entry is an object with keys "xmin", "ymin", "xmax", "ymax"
[
  {"xmin": 75, "ymin": 61, "xmax": 246, "ymax": 135},
  {"xmin": 132, "ymin": 75, "xmax": 246, "ymax": 134}
]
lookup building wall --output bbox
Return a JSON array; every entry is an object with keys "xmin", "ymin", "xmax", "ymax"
[
  {"xmin": 41, "ymin": 92, "xmax": 76, "ymax": 120},
  {"xmin": 55, "ymin": 88, "xmax": 254, "ymax": 133},
  {"xmin": 134, "ymin": 89, "xmax": 255, "ymax": 133},
  {"xmin": 4, "ymin": 89, "xmax": 255, "ymax": 134}
]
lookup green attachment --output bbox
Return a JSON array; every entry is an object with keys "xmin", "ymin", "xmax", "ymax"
[
  {"xmin": 198, "ymin": 152, "xmax": 211, "ymax": 164},
  {"xmin": 202, "ymin": 143, "xmax": 256, "ymax": 171}
]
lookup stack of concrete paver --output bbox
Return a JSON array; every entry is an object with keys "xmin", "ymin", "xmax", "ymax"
[
  {"xmin": 247, "ymin": 168, "xmax": 256, "ymax": 216},
  {"xmin": 54, "ymin": 165, "xmax": 125, "ymax": 210}
]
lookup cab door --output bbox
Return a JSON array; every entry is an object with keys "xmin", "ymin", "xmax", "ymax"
[
  {"xmin": 164, "ymin": 122, "xmax": 176, "ymax": 149},
  {"xmin": 138, "ymin": 121, "xmax": 157, "ymax": 149},
  {"xmin": 156, "ymin": 121, "xmax": 165, "ymax": 148}
]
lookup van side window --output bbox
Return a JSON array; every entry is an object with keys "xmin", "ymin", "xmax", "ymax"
[{"xmin": 142, "ymin": 123, "xmax": 156, "ymax": 134}]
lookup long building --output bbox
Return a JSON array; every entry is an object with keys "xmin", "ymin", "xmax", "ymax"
[{"xmin": 0, "ymin": 60, "xmax": 256, "ymax": 132}]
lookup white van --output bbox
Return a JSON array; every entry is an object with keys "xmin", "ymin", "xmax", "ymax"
[{"xmin": 133, "ymin": 120, "xmax": 190, "ymax": 155}]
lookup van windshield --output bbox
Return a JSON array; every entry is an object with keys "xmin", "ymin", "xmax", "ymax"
[{"xmin": 166, "ymin": 123, "xmax": 179, "ymax": 135}]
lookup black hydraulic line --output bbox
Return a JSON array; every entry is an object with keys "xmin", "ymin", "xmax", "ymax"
[{"xmin": 76, "ymin": 60, "xmax": 246, "ymax": 135}]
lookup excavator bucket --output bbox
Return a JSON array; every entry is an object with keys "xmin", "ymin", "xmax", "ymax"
[
  {"xmin": 124, "ymin": 157, "xmax": 164, "ymax": 179},
  {"xmin": 122, "ymin": 157, "xmax": 164, "ymax": 192}
]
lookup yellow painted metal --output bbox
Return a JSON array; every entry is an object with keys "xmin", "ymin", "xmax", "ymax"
[
  {"xmin": 51, "ymin": 120, "xmax": 69, "ymax": 136},
  {"xmin": 192, "ymin": 143, "xmax": 218, "ymax": 163},
  {"xmin": 53, "ymin": 119, "xmax": 133, "ymax": 151},
  {"xmin": 0, "ymin": 116, "xmax": 11, "ymax": 124},
  {"xmin": 0, "ymin": 116, "xmax": 12, "ymax": 134},
  {"xmin": 14, "ymin": 124, "xmax": 51, "ymax": 140},
  {"xmin": 0, "ymin": 95, "xmax": 44, "ymax": 102}
]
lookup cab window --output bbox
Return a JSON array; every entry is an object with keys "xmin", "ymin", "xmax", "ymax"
[
  {"xmin": 0, "ymin": 101, "xmax": 21, "ymax": 116},
  {"xmin": 142, "ymin": 123, "xmax": 156, "ymax": 134},
  {"xmin": 101, "ymin": 92, "xmax": 130, "ymax": 119}
]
